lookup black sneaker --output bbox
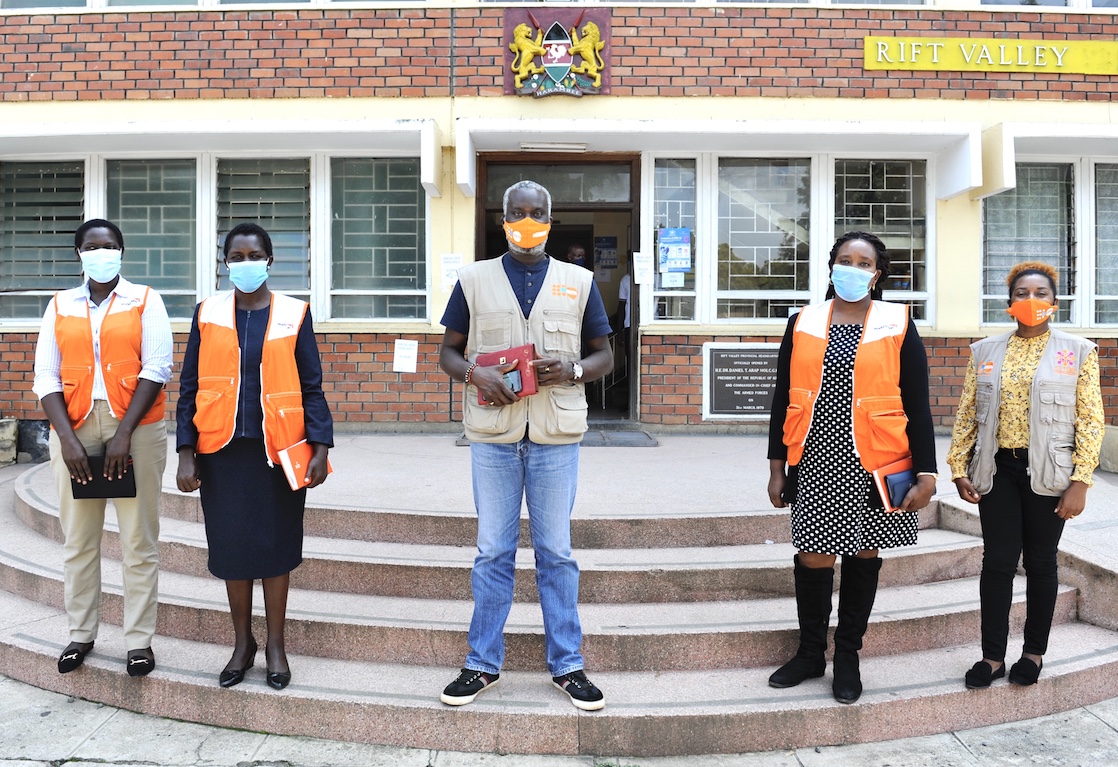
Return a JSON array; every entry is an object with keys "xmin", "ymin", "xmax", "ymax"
[
  {"xmin": 440, "ymin": 668, "xmax": 500, "ymax": 706},
  {"xmin": 552, "ymin": 670, "xmax": 605, "ymax": 711}
]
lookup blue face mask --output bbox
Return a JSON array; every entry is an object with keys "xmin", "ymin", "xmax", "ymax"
[
  {"xmin": 831, "ymin": 263, "xmax": 875, "ymax": 303},
  {"xmin": 80, "ymin": 248, "xmax": 122, "ymax": 284},
  {"xmin": 227, "ymin": 260, "xmax": 269, "ymax": 293}
]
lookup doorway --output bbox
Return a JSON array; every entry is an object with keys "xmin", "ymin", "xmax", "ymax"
[{"xmin": 478, "ymin": 156, "xmax": 639, "ymax": 420}]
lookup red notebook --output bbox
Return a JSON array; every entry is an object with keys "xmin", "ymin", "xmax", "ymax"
[
  {"xmin": 475, "ymin": 343, "xmax": 539, "ymax": 404},
  {"xmin": 277, "ymin": 440, "xmax": 333, "ymax": 492}
]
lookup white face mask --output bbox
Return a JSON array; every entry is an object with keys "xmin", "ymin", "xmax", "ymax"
[
  {"xmin": 80, "ymin": 248, "xmax": 122, "ymax": 284},
  {"xmin": 227, "ymin": 260, "xmax": 269, "ymax": 293}
]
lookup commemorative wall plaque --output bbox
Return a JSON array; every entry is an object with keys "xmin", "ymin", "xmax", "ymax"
[{"xmin": 703, "ymin": 343, "xmax": 780, "ymax": 420}]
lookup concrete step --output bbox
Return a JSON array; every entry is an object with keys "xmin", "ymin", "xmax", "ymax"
[
  {"xmin": 1, "ymin": 588, "xmax": 1115, "ymax": 757},
  {"xmin": 23, "ymin": 461, "xmax": 940, "ymax": 549},
  {"xmin": 13, "ymin": 479, "xmax": 981, "ymax": 603},
  {"xmin": 0, "ymin": 497, "xmax": 1074, "ymax": 672}
]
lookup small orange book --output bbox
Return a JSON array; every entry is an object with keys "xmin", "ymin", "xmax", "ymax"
[
  {"xmin": 277, "ymin": 440, "xmax": 333, "ymax": 492},
  {"xmin": 474, "ymin": 343, "xmax": 539, "ymax": 404},
  {"xmin": 871, "ymin": 455, "xmax": 915, "ymax": 513}
]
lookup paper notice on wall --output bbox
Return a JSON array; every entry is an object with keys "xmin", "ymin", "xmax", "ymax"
[
  {"xmin": 633, "ymin": 251, "xmax": 654, "ymax": 285},
  {"xmin": 441, "ymin": 253, "xmax": 464, "ymax": 292},
  {"xmin": 661, "ymin": 272, "xmax": 685, "ymax": 288},
  {"xmin": 393, "ymin": 339, "xmax": 419, "ymax": 373}
]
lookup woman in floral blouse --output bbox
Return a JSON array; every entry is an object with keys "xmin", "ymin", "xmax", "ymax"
[{"xmin": 947, "ymin": 261, "xmax": 1103, "ymax": 690}]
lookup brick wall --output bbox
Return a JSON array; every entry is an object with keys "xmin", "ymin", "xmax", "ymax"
[
  {"xmin": 4, "ymin": 8, "xmax": 1118, "ymax": 101},
  {"xmin": 637, "ymin": 333, "xmax": 1118, "ymax": 428},
  {"xmin": 2, "ymin": 330, "xmax": 454, "ymax": 428}
]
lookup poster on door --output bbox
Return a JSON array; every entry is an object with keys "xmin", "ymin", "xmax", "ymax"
[{"xmin": 658, "ymin": 228, "xmax": 691, "ymax": 272}]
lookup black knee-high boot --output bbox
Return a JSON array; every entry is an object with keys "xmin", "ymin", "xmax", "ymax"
[
  {"xmin": 768, "ymin": 556, "xmax": 835, "ymax": 688},
  {"xmin": 832, "ymin": 554, "xmax": 882, "ymax": 704}
]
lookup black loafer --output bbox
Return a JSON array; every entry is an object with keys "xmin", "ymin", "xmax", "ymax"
[
  {"xmin": 267, "ymin": 670, "xmax": 291, "ymax": 690},
  {"xmin": 1008, "ymin": 657, "xmax": 1042, "ymax": 686},
  {"xmin": 58, "ymin": 641, "xmax": 94, "ymax": 674},
  {"xmin": 964, "ymin": 660, "xmax": 1005, "ymax": 689},
  {"xmin": 126, "ymin": 648, "xmax": 155, "ymax": 677},
  {"xmin": 219, "ymin": 639, "xmax": 258, "ymax": 688}
]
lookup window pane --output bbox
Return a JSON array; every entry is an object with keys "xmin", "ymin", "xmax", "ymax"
[
  {"xmin": 217, "ymin": 159, "xmax": 310, "ymax": 294},
  {"xmin": 1095, "ymin": 164, "xmax": 1118, "ymax": 324},
  {"xmin": 0, "ymin": 161, "xmax": 85, "ymax": 318},
  {"xmin": 107, "ymin": 159, "xmax": 197, "ymax": 318},
  {"xmin": 330, "ymin": 158, "xmax": 426, "ymax": 320},
  {"xmin": 835, "ymin": 159, "xmax": 927, "ymax": 294},
  {"xmin": 485, "ymin": 165, "xmax": 631, "ymax": 205},
  {"xmin": 982, "ymin": 163, "xmax": 1074, "ymax": 323},
  {"xmin": 1, "ymin": 0, "xmax": 83, "ymax": 7},
  {"xmin": 982, "ymin": 0, "xmax": 1065, "ymax": 5},
  {"xmin": 653, "ymin": 158, "xmax": 697, "ymax": 321},
  {"xmin": 717, "ymin": 158, "xmax": 811, "ymax": 321},
  {"xmin": 331, "ymin": 295, "xmax": 426, "ymax": 320}
]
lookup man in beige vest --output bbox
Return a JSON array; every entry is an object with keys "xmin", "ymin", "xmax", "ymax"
[{"xmin": 438, "ymin": 180, "xmax": 613, "ymax": 711}]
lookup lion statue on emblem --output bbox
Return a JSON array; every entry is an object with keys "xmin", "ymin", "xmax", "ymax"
[
  {"xmin": 569, "ymin": 22, "xmax": 605, "ymax": 88},
  {"xmin": 509, "ymin": 23, "xmax": 547, "ymax": 89}
]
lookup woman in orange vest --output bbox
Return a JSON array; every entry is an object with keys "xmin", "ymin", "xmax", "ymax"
[
  {"xmin": 175, "ymin": 222, "xmax": 333, "ymax": 690},
  {"xmin": 766, "ymin": 232, "xmax": 938, "ymax": 704},
  {"xmin": 33, "ymin": 218, "xmax": 173, "ymax": 677}
]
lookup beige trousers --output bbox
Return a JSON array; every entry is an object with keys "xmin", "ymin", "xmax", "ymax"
[{"xmin": 50, "ymin": 400, "xmax": 166, "ymax": 650}]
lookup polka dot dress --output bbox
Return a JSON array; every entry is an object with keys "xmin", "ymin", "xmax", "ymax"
[{"xmin": 792, "ymin": 324, "xmax": 918, "ymax": 556}]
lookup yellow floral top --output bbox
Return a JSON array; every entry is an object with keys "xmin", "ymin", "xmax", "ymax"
[{"xmin": 947, "ymin": 331, "xmax": 1104, "ymax": 485}]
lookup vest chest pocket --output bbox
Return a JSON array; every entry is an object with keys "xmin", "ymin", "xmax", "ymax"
[
  {"xmin": 782, "ymin": 388, "xmax": 815, "ymax": 447},
  {"xmin": 264, "ymin": 391, "xmax": 305, "ymax": 450},
  {"xmin": 975, "ymin": 385, "xmax": 993, "ymax": 425},
  {"xmin": 106, "ymin": 358, "xmax": 142, "ymax": 392},
  {"xmin": 1037, "ymin": 383, "xmax": 1077, "ymax": 426},
  {"xmin": 476, "ymin": 312, "xmax": 513, "ymax": 353},
  {"xmin": 542, "ymin": 313, "xmax": 581, "ymax": 356}
]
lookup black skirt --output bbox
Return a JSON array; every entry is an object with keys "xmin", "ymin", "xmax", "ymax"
[{"xmin": 196, "ymin": 438, "xmax": 307, "ymax": 580}]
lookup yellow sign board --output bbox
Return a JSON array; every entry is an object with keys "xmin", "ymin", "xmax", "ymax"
[{"xmin": 864, "ymin": 36, "xmax": 1118, "ymax": 75}]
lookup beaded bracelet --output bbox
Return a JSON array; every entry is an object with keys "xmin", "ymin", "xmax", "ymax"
[{"xmin": 463, "ymin": 362, "xmax": 478, "ymax": 385}]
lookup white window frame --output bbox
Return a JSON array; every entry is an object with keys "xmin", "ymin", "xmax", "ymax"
[{"xmin": 643, "ymin": 150, "xmax": 936, "ymax": 327}]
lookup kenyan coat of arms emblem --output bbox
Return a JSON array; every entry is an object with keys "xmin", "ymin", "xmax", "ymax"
[{"xmin": 504, "ymin": 9, "xmax": 610, "ymax": 97}]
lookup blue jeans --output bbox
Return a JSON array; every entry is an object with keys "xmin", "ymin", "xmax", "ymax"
[{"xmin": 465, "ymin": 438, "xmax": 584, "ymax": 677}]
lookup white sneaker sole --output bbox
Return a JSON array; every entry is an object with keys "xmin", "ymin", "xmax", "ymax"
[
  {"xmin": 552, "ymin": 681, "xmax": 605, "ymax": 711},
  {"xmin": 440, "ymin": 676, "xmax": 499, "ymax": 706}
]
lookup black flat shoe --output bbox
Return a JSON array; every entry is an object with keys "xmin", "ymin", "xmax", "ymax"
[
  {"xmin": 219, "ymin": 639, "xmax": 258, "ymax": 688},
  {"xmin": 964, "ymin": 660, "xmax": 1005, "ymax": 689},
  {"xmin": 126, "ymin": 648, "xmax": 155, "ymax": 678},
  {"xmin": 1008, "ymin": 657, "xmax": 1043, "ymax": 686},
  {"xmin": 267, "ymin": 670, "xmax": 291, "ymax": 690},
  {"xmin": 58, "ymin": 641, "xmax": 94, "ymax": 674}
]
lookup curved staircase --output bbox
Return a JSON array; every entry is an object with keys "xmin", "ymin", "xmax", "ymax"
[{"xmin": 1, "ymin": 438, "xmax": 1117, "ymax": 757}]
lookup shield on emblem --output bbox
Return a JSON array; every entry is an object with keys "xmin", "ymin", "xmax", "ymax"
[{"xmin": 542, "ymin": 22, "xmax": 572, "ymax": 83}]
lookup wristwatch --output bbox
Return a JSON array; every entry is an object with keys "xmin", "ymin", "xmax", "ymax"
[{"xmin": 571, "ymin": 362, "xmax": 584, "ymax": 381}]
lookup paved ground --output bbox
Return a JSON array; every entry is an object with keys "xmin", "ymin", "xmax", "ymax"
[{"xmin": 2, "ymin": 432, "xmax": 1118, "ymax": 765}]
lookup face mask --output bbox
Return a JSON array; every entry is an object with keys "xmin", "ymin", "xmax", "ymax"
[
  {"xmin": 1006, "ymin": 298, "xmax": 1056, "ymax": 327},
  {"xmin": 831, "ymin": 263, "xmax": 875, "ymax": 303},
  {"xmin": 227, "ymin": 260, "xmax": 269, "ymax": 293},
  {"xmin": 80, "ymin": 248, "xmax": 122, "ymax": 284},
  {"xmin": 503, "ymin": 217, "xmax": 551, "ymax": 250}
]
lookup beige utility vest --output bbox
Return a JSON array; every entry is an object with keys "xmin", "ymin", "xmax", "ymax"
[
  {"xmin": 966, "ymin": 328, "xmax": 1096, "ymax": 497},
  {"xmin": 458, "ymin": 257, "xmax": 592, "ymax": 445}
]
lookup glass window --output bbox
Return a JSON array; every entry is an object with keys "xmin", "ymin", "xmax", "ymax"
[
  {"xmin": 217, "ymin": 158, "xmax": 310, "ymax": 297},
  {"xmin": 653, "ymin": 158, "xmax": 697, "ymax": 321},
  {"xmin": 982, "ymin": 163, "xmax": 1075, "ymax": 323},
  {"xmin": 717, "ymin": 158, "xmax": 811, "ymax": 320},
  {"xmin": 107, "ymin": 159, "xmax": 198, "ymax": 318},
  {"xmin": 0, "ymin": 161, "xmax": 85, "ymax": 320},
  {"xmin": 835, "ymin": 159, "xmax": 928, "ymax": 319},
  {"xmin": 1094, "ymin": 164, "xmax": 1118, "ymax": 324},
  {"xmin": 485, "ymin": 164, "xmax": 631, "ymax": 205},
  {"xmin": 330, "ymin": 158, "xmax": 427, "ymax": 320}
]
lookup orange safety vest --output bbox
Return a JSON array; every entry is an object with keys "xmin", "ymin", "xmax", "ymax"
[
  {"xmin": 192, "ymin": 291, "xmax": 309, "ymax": 463},
  {"xmin": 783, "ymin": 300, "xmax": 910, "ymax": 473},
  {"xmin": 53, "ymin": 282, "xmax": 165, "ymax": 430}
]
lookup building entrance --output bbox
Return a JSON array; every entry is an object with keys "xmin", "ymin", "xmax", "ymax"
[{"xmin": 478, "ymin": 157, "xmax": 639, "ymax": 419}]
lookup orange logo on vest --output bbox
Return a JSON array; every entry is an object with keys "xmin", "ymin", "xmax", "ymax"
[{"xmin": 551, "ymin": 284, "xmax": 579, "ymax": 300}]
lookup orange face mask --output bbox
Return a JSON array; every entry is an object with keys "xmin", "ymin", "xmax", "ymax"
[
  {"xmin": 1006, "ymin": 298, "xmax": 1056, "ymax": 326},
  {"xmin": 503, "ymin": 217, "xmax": 551, "ymax": 248}
]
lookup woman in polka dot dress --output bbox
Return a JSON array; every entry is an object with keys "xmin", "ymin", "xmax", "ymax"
[{"xmin": 766, "ymin": 232, "xmax": 938, "ymax": 704}]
